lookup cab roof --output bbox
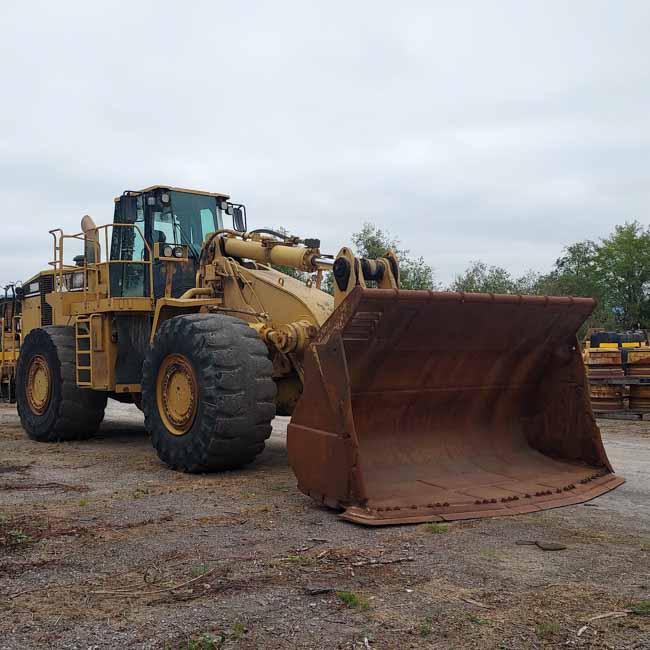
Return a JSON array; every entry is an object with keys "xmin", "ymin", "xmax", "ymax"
[{"xmin": 113, "ymin": 185, "xmax": 230, "ymax": 202}]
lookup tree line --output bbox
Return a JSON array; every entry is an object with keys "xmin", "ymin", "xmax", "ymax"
[{"xmin": 334, "ymin": 221, "xmax": 650, "ymax": 331}]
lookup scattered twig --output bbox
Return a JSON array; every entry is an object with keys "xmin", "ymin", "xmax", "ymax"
[
  {"xmin": 586, "ymin": 610, "xmax": 631, "ymax": 622},
  {"xmin": 351, "ymin": 556, "xmax": 414, "ymax": 567},
  {"xmin": 89, "ymin": 567, "xmax": 218, "ymax": 597},
  {"xmin": 68, "ymin": 461, "xmax": 103, "ymax": 470},
  {"xmin": 515, "ymin": 539, "xmax": 567, "ymax": 551},
  {"xmin": 577, "ymin": 625, "xmax": 588, "ymax": 636},
  {"xmin": 9, "ymin": 581, "xmax": 80, "ymax": 600},
  {"xmin": 304, "ymin": 586, "xmax": 341, "ymax": 595},
  {"xmin": 461, "ymin": 597, "xmax": 491, "ymax": 609},
  {"xmin": 0, "ymin": 482, "xmax": 88, "ymax": 493},
  {"xmin": 535, "ymin": 541, "xmax": 567, "ymax": 551}
]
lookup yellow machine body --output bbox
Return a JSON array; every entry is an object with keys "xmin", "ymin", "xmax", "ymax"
[{"xmin": 6, "ymin": 185, "xmax": 623, "ymax": 526}]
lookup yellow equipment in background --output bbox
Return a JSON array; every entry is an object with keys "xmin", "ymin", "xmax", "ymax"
[
  {"xmin": 0, "ymin": 284, "xmax": 21, "ymax": 401},
  {"xmin": 583, "ymin": 329, "xmax": 650, "ymax": 415}
]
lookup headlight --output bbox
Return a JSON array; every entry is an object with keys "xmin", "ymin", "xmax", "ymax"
[
  {"xmin": 173, "ymin": 246, "xmax": 184, "ymax": 258},
  {"xmin": 163, "ymin": 245, "xmax": 173, "ymax": 257},
  {"xmin": 71, "ymin": 272, "xmax": 85, "ymax": 289}
]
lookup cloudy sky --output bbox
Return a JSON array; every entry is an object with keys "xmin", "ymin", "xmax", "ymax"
[{"xmin": 1, "ymin": 1, "xmax": 649, "ymax": 287}]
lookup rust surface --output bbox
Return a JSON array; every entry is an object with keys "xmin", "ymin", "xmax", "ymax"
[
  {"xmin": 629, "ymin": 385, "xmax": 650, "ymax": 411},
  {"xmin": 589, "ymin": 385, "xmax": 625, "ymax": 413},
  {"xmin": 288, "ymin": 288, "xmax": 624, "ymax": 526},
  {"xmin": 626, "ymin": 349, "xmax": 650, "ymax": 376},
  {"xmin": 585, "ymin": 349, "xmax": 624, "ymax": 379}
]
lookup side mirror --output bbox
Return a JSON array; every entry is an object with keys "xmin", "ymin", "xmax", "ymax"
[
  {"xmin": 121, "ymin": 195, "xmax": 138, "ymax": 223},
  {"xmin": 233, "ymin": 207, "xmax": 246, "ymax": 232}
]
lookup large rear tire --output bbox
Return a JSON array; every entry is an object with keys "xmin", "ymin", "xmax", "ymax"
[
  {"xmin": 142, "ymin": 313, "xmax": 276, "ymax": 472},
  {"xmin": 16, "ymin": 327, "xmax": 107, "ymax": 442}
]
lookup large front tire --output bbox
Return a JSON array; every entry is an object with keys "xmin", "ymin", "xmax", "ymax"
[
  {"xmin": 16, "ymin": 327, "xmax": 107, "ymax": 442},
  {"xmin": 142, "ymin": 314, "xmax": 276, "ymax": 472}
]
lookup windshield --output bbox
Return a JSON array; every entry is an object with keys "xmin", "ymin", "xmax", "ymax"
[{"xmin": 152, "ymin": 191, "xmax": 223, "ymax": 254}]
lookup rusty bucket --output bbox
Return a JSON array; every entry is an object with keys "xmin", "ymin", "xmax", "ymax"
[{"xmin": 288, "ymin": 288, "xmax": 624, "ymax": 525}]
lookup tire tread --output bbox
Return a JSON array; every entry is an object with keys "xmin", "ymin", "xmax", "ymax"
[
  {"xmin": 142, "ymin": 313, "xmax": 276, "ymax": 472},
  {"xmin": 16, "ymin": 326, "xmax": 107, "ymax": 442}
]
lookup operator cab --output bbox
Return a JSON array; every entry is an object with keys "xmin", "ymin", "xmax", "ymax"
[{"xmin": 110, "ymin": 186, "xmax": 246, "ymax": 299}]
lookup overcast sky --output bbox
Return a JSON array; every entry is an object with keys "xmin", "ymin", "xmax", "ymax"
[{"xmin": 1, "ymin": 1, "xmax": 649, "ymax": 287}]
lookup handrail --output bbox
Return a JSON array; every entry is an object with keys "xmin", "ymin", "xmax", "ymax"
[{"xmin": 48, "ymin": 223, "xmax": 154, "ymax": 302}]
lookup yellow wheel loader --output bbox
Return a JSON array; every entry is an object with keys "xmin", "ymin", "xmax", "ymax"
[
  {"xmin": 0, "ymin": 283, "xmax": 21, "ymax": 401},
  {"xmin": 8, "ymin": 185, "xmax": 623, "ymax": 525}
]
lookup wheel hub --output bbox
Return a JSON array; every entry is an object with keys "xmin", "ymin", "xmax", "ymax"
[
  {"xmin": 156, "ymin": 353, "xmax": 198, "ymax": 435},
  {"xmin": 26, "ymin": 355, "xmax": 52, "ymax": 415}
]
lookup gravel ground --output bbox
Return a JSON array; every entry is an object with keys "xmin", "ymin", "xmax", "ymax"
[{"xmin": 0, "ymin": 401, "xmax": 649, "ymax": 649}]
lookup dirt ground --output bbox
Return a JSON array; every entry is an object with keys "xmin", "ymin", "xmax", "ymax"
[{"xmin": 0, "ymin": 402, "xmax": 648, "ymax": 650}]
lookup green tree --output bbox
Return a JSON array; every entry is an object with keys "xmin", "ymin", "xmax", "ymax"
[
  {"xmin": 595, "ymin": 221, "xmax": 650, "ymax": 329},
  {"xmin": 350, "ymin": 223, "xmax": 437, "ymax": 290},
  {"xmin": 512, "ymin": 269, "xmax": 545, "ymax": 295},
  {"xmin": 545, "ymin": 241, "xmax": 602, "ymax": 296},
  {"xmin": 449, "ymin": 261, "xmax": 517, "ymax": 294},
  {"xmin": 535, "ymin": 240, "xmax": 614, "ymax": 328},
  {"xmin": 351, "ymin": 223, "xmax": 398, "ymax": 260},
  {"xmin": 538, "ymin": 224, "xmax": 650, "ymax": 330}
]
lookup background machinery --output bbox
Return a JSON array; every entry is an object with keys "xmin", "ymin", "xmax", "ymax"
[
  {"xmin": 583, "ymin": 329, "xmax": 650, "ymax": 413},
  {"xmin": 0, "ymin": 283, "xmax": 20, "ymax": 401},
  {"xmin": 8, "ymin": 185, "xmax": 623, "ymax": 525}
]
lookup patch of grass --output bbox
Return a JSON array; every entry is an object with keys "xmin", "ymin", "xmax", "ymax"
[
  {"xmin": 631, "ymin": 600, "xmax": 650, "ymax": 616},
  {"xmin": 283, "ymin": 554, "xmax": 316, "ymax": 566},
  {"xmin": 536, "ymin": 622, "xmax": 560, "ymax": 638},
  {"xmin": 185, "ymin": 633, "xmax": 223, "ymax": 650},
  {"xmin": 419, "ymin": 616, "xmax": 433, "ymax": 637},
  {"xmin": 271, "ymin": 483, "xmax": 291, "ymax": 492},
  {"xmin": 190, "ymin": 562, "xmax": 210, "ymax": 578},
  {"xmin": 467, "ymin": 614, "xmax": 490, "ymax": 625},
  {"xmin": 229, "ymin": 623, "xmax": 246, "ymax": 639},
  {"xmin": 7, "ymin": 529, "xmax": 33, "ymax": 546},
  {"xmin": 133, "ymin": 487, "xmax": 151, "ymax": 499},
  {"xmin": 337, "ymin": 591, "xmax": 370, "ymax": 610},
  {"xmin": 423, "ymin": 523, "xmax": 449, "ymax": 534},
  {"xmin": 479, "ymin": 549, "xmax": 500, "ymax": 561}
]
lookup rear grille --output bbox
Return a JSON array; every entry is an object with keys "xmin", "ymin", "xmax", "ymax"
[{"xmin": 39, "ymin": 275, "xmax": 54, "ymax": 326}]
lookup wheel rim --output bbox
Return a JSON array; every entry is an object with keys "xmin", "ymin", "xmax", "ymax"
[
  {"xmin": 156, "ymin": 353, "xmax": 198, "ymax": 436},
  {"xmin": 26, "ymin": 355, "xmax": 52, "ymax": 415}
]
